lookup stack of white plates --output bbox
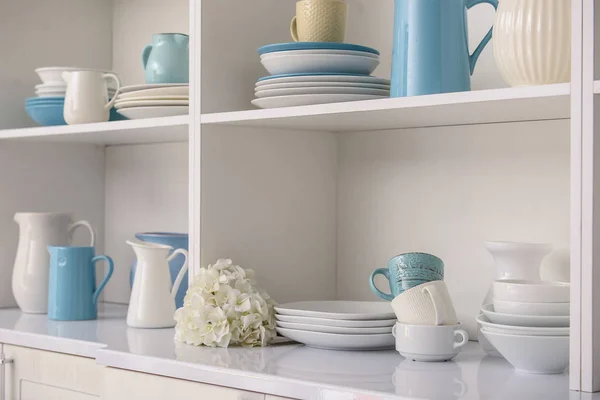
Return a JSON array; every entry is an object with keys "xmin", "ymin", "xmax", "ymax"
[
  {"xmin": 34, "ymin": 67, "xmax": 117, "ymax": 98},
  {"xmin": 254, "ymin": 43, "xmax": 390, "ymax": 109},
  {"xmin": 115, "ymin": 84, "xmax": 189, "ymax": 119},
  {"xmin": 275, "ymin": 301, "xmax": 396, "ymax": 350}
]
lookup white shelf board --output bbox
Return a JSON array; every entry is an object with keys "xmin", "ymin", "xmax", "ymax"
[
  {"xmin": 202, "ymin": 84, "xmax": 570, "ymax": 132},
  {"xmin": 594, "ymin": 80, "xmax": 600, "ymax": 93},
  {"xmin": 0, "ymin": 116, "xmax": 189, "ymax": 145}
]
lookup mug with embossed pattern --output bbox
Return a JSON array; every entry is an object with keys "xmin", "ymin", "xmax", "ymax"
[
  {"xmin": 370, "ymin": 252, "xmax": 444, "ymax": 301},
  {"xmin": 290, "ymin": 0, "xmax": 348, "ymax": 43}
]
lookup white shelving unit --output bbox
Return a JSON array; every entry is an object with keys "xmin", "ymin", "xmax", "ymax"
[{"xmin": 0, "ymin": 0, "xmax": 599, "ymax": 397}]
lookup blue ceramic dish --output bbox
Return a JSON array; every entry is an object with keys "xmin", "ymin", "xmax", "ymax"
[
  {"xmin": 258, "ymin": 42, "xmax": 380, "ymax": 56},
  {"xmin": 25, "ymin": 97, "xmax": 127, "ymax": 126}
]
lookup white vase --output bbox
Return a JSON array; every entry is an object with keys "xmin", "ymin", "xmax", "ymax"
[{"xmin": 493, "ymin": 0, "xmax": 571, "ymax": 87}]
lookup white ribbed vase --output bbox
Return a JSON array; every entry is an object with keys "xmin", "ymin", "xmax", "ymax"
[{"xmin": 493, "ymin": 0, "xmax": 571, "ymax": 86}]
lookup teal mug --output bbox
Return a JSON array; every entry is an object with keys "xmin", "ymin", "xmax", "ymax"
[{"xmin": 370, "ymin": 252, "xmax": 444, "ymax": 301}]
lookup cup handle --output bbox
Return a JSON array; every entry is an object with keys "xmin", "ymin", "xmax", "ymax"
[
  {"xmin": 422, "ymin": 284, "xmax": 448, "ymax": 325},
  {"xmin": 466, "ymin": 0, "xmax": 498, "ymax": 74},
  {"xmin": 103, "ymin": 73, "xmax": 122, "ymax": 110},
  {"xmin": 369, "ymin": 268, "xmax": 394, "ymax": 301},
  {"xmin": 168, "ymin": 249, "xmax": 188, "ymax": 300},
  {"xmin": 290, "ymin": 17, "xmax": 299, "ymax": 42},
  {"xmin": 392, "ymin": 323, "xmax": 397, "ymax": 338},
  {"xmin": 91, "ymin": 255, "xmax": 114, "ymax": 305},
  {"xmin": 453, "ymin": 329, "xmax": 469, "ymax": 349},
  {"xmin": 68, "ymin": 220, "xmax": 95, "ymax": 247},
  {"xmin": 142, "ymin": 44, "xmax": 153, "ymax": 69}
]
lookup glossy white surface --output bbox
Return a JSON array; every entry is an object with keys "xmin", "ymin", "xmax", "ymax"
[
  {"xmin": 117, "ymin": 86, "xmax": 189, "ymax": 99},
  {"xmin": 251, "ymin": 94, "xmax": 387, "ymax": 109},
  {"xmin": 255, "ymin": 81, "xmax": 390, "ymax": 91},
  {"xmin": 493, "ymin": 280, "xmax": 570, "ymax": 303},
  {"xmin": 260, "ymin": 53, "xmax": 380, "ymax": 75},
  {"xmin": 254, "ymin": 74, "xmax": 391, "ymax": 87},
  {"xmin": 275, "ymin": 301, "xmax": 395, "ymax": 320},
  {"xmin": 114, "ymin": 100, "xmax": 189, "ymax": 109},
  {"xmin": 116, "ymin": 106, "xmax": 188, "ymax": 119},
  {"xmin": 393, "ymin": 323, "xmax": 468, "ymax": 362},
  {"xmin": 480, "ymin": 304, "xmax": 570, "ymax": 327},
  {"xmin": 118, "ymin": 83, "xmax": 188, "ymax": 94},
  {"xmin": 275, "ymin": 314, "xmax": 396, "ymax": 327},
  {"xmin": 0, "ymin": 304, "xmax": 590, "ymax": 399},
  {"xmin": 255, "ymin": 87, "xmax": 389, "ymax": 98},
  {"xmin": 275, "ymin": 321, "xmax": 393, "ymax": 334}
]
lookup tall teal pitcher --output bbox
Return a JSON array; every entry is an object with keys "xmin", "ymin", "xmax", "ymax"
[{"xmin": 391, "ymin": 0, "xmax": 497, "ymax": 97}]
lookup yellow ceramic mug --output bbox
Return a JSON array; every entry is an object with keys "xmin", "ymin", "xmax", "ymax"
[{"xmin": 290, "ymin": 0, "xmax": 348, "ymax": 43}]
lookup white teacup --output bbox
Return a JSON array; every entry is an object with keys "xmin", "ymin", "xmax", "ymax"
[
  {"xmin": 391, "ymin": 280, "xmax": 458, "ymax": 325},
  {"xmin": 393, "ymin": 322, "xmax": 469, "ymax": 362}
]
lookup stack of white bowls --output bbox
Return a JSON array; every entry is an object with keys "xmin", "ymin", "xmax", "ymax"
[
  {"xmin": 254, "ymin": 43, "xmax": 390, "ymax": 108},
  {"xmin": 275, "ymin": 301, "xmax": 396, "ymax": 350},
  {"xmin": 34, "ymin": 67, "xmax": 117, "ymax": 98},
  {"xmin": 478, "ymin": 280, "xmax": 570, "ymax": 374},
  {"xmin": 114, "ymin": 84, "xmax": 189, "ymax": 119}
]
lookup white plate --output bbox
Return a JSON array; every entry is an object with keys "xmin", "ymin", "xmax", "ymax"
[
  {"xmin": 256, "ymin": 81, "xmax": 390, "ymax": 91},
  {"xmin": 114, "ymin": 100, "xmax": 189, "ymax": 109},
  {"xmin": 119, "ymin": 83, "xmax": 188, "ymax": 94},
  {"xmin": 275, "ymin": 314, "xmax": 396, "ymax": 327},
  {"xmin": 252, "ymin": 94, "xmax": 387, "ymax": 109},
  {"xmin": 256, "ymin": 74, "xmax": 390, "ymax": 88},
  {"xmin": 276, "ymin": 321, "xmax": 393, "ymax": 334},
  {"xmin": 481, "ymin": 304, "xmax": 570, "ymax": 327},
  {"xmin": 261, "ymin": 49, "xmax": 380, "ymax": 60},
  {"xmin": 117, "ymin": 86, "xmax": 189, "ymax": 99},
  {"xmin": 482, "ymin": 331, "xmax": 569, "ymax": 374},
  {"xmin": 275, "ymin": 301, "xmax": 395, "ymax": 320},
  {"xmin": 116, "ymin": 106, "xmax": 188, "ymax": 119},
  {"xmin": 476, "ymin": 314, "xmax": 569, "ymax": 336},
  {"xmin": 255, "ymin": 86, "xmax": 389, "ymax": 98},
  {"xmin": 261, "ymin": 54, "xmax": 380, "ymax": 75},
  {"xmin": 276, "ymin": 327, "xmax": 394, "ymax": 350},
  {"xmin": 492, "ymin": 298, "xmax": 570, "ymax": 316},
  {"xmin": 115, "ymin": 96, "xmax": 188, "ymax": 104}
]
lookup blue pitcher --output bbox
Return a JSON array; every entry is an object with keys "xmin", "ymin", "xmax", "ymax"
[
  {"xmin": 142, "ymin": 33, "xmax": 189, "ymax": 84},
  {"xmin": 47, "ymin": 246, "xmax": 114, "ymax": 321},
  {"xmin": 130, "ymin": 232, "xmax": 188, "ymax": 308},
  {"xmin": 391, "ymin": 0, "xmax": 498, "ymax": 97}
]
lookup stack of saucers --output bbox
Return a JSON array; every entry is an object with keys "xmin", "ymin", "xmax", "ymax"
[
  {"xmin": 478, "ymin": 280, "xmax": 570, "ymax": 374},
  {"xmin": 275, "ymin": 301, "xmax": 396, "ymax": 350},
  {"xmin": 254, "ymin": 43, "xmax": 390, "ymax": 108},
  {"xmin": 114, "ymin": 84, "xmax": 189, "ymax": 119}
]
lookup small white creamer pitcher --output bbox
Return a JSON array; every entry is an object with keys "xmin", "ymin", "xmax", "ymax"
[
  {"xmin": 62, "ymin": 70, "xmax": 121, "ymax": 124},
  {"xmin": 126, "ymin": 240, "xmax": 188, "ymax": 328}
]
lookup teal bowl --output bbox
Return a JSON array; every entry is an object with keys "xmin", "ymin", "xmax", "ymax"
[{"xmin": 25, "ymin": 97, "xmax": 127, "ymax": 126}]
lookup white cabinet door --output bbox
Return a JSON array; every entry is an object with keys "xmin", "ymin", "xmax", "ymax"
[
  {"xmin": 2, "ymin": 344, "xmax": 101, "ymax": 400},
  {"xmin": 102, "ymin": 367, "xmax": 264, "ymax": 400}
]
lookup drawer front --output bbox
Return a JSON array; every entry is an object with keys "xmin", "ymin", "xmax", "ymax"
[
  {"xmin": 3, "ymin": 344, "xmax": 101, "ymax": 399},
  {"xmin": 103, "ymin": 367, "xmax": 265, "ymax": 400},
  {"xmin": 21, "ymin": 381, "xmax": 98, "ymax": 400}
]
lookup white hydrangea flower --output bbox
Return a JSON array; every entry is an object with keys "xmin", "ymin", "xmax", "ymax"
[{"xmin": 174, "ymin": 259, "xmax": 277, "ymax": 348}]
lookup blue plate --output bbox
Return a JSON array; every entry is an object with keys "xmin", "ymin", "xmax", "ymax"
[
  {"xmin": 258, "ymin": 42, "xmax": 380, "ymax": 56},
  {"xmin": 26, "ymin": 96, "xmax": 65, "ymax": 103},
  {"xmin": 25, "ymin": 100, "xmax": 127, "ymax": 126},
  {"xmin": 257, "ymin": 73, "xmax": 375, "ymax": 82}
]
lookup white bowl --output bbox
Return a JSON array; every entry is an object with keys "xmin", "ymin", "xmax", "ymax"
[
  {"xmin": 260, "ymin": 54, "xmax": 380, "ymax": 75},
  {"xmin": 481, "ymin": 304, "xmax": 569, "ymax": 327},
  {"xmin": 476, "ymin": 314, "xmax": 569, "ymax": 336},
  {"xmin": 494, "ymin": 280, "xmax": 570, "ymax": 303},
  {"xmin": 261, "ymin": 49, "xmax": 380, "ymax": 60},
  {"xmin": 275, "ymin": 327, "xmax": 394, "ymax": 350},
  {"xmin": 482, "ymin": 330, "xmax": 569, "ymax": 374},
  {"xmin": 493, "ymin": 298, "xmax": 570, "ymax": 316},
  {"xmin": 35, "ymin": 67, "xmax": 118, "ymax": 88}
]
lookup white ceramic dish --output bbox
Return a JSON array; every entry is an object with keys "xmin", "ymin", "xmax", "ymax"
[
  {"xmin": 252, "ymin": 94, "xmax": 387, "ymax": 109},
  {"xmin": 260, "ymin": 49, "xmax": 380, "ymax": 60},
  {"xmin": 255, "ymin": 86, "xmax": 389, "ymax": 98},
  {"xmin": 261, "ymin": 54, "xmax": 380, "ymax": 75},
  {"xmin": 119, "ymin": 83, "xmax": 188, "ymax": 94},
  {"xmin": 481, "ymin": 304, "xmax": 569, "ymax": 327},
  {"xmin": 256, "ymin": 81, "xmax": 390, "ymax": 92},
  {"xmin": 114, "ymin": 100, "xmax": 189, "ymax": 110},
  {"xmin": 275, "ymin": 301, "xmax": 395, "ymax": 320},
  {"xmin": 116, "ymin": 106, "xmax": 188, "ymax": 119},
  {"xmin": 276, "ymin": 327, "xmax": 394, "ymax": 350},
  {"xmin": 255, "ymin": 74, "xmax": 390, "ymax": 88},
  {"xmin": 493, "ymin": 280, "xmax": 570, "ymax": 303},
  {"xmin": 117, "ymin": 86, "xmax": 189, "ymax": 99},
  {"xmin": 115, "ymin": 95, "xmax": 188, "ymax": 103},
  {"xmin": 276, "ymin": 321, "xmax": 392, "ymax": 334},
  {"xmin": 35, "ymin": 67, "xmax": 117, "ymax": 88},
  {"xmin": 482, "ymin": 330, "xmax": 569, "ymax": 374},
  {"xmin": 493, "ymin": 298, "xmax": 570, "ymax": 316},
  {"xmin": 476, "ymin": 314, "xmax": 569, "ymax": 336},
  {"xmin": 275, "ymin": 314, "xmax": 396, "ymax": 327}
]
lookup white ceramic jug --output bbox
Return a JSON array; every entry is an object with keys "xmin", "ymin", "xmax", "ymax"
[
  {"xmin": 126, "ymin": 240, "xmax": 188, "ymax": 328},
  {"xmin": 12, "ymin": 212, "xmax": 95, "ymax": 313},
  {"xmin": 62, "ymin": 70, "xmax": 121, "ymax": 124}
]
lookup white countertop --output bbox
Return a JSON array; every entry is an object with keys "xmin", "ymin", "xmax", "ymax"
[{"xmin": 0, "ymin": 303, "xmax": 589, "ymax": 400}]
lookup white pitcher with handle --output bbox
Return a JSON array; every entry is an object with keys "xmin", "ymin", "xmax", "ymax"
[
  {"xmin": 62, "ymin": 70, "xmax": 121, "ymax": 124},
  {"xmin": 126, "ymin": 240, "xmax": 188, "ymax": 328},
  {"xmin": 12, "ymin": 212, "xmax": 95, "ymax": 313}
]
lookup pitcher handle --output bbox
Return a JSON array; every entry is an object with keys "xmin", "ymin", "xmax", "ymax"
[
  {"xmin": 91, "ymin": 255, "xmax": 114, "ymax": 305},
  {"xmin": 168, "ymin": 249, "xmax": 189, "ymax": 300},
  {"xmin": 369, "ymin": 268, "xmax": 394, "ymax": 301},
  {"xmin": 466, "ymin": 0, "xmax": 498, "ymax": 75},
  {"xmin": 68, "ymin": 220, "xmax": 95, "ymax": 247},
  {"xmin": 142, "ymin": 44, "xmax": 153, "ymax": 70},
  {"xmin": 103, "ymin": 73, "xmax": 122, "ymax": 110}
]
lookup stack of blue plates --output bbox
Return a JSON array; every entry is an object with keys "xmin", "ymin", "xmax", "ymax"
[
  {"xmin": 254, "ymin": 43, "xmax": 390, "ymax": 109},
  {"xmin": 24, "ymin": 97, "xmax": 126, "ymax": 126}
]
